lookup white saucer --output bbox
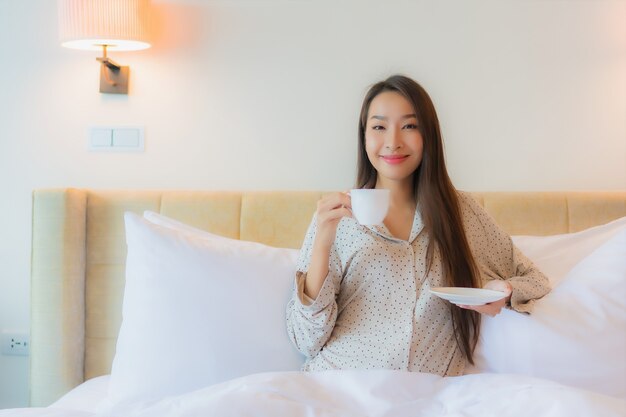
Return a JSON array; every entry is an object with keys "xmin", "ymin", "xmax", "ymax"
[{"xmin": 429, "ymin": 287, "xmax": 507, "ymax": 306}]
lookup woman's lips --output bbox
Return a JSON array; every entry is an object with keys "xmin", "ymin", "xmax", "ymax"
[{"xmin": 381, "ymin": 155, "xmax": 409, "ymax": 164}]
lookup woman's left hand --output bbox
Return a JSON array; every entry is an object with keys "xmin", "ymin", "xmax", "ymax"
[{"xmin": 457, "ymin": 280, "xmax": 512, "ymax": 317}]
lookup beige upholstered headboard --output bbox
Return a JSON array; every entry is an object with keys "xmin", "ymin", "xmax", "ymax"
[{"xmin": 30, "ymin": 189, "xmax": 626, "ymax": 406}]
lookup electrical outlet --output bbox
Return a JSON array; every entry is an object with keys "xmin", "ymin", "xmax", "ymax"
[{"xmin": 1, "ymin": 332, "xmax": 30, "ymax": 356}]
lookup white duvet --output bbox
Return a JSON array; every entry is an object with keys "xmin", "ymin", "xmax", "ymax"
[
  {"xmin": 104, "ymin": 371, "xmax": 626, "ymax": 417},
  {"xmin": 2, "ymin": 371, "xmax": 625, "ymax": 417},
  {"xmin": 6, "ymin": 371, "xmax": 617, "ymax": 417}
]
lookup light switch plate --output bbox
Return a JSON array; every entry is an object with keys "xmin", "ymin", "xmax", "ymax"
[
  {"xmin": 88, "ymin": 126, "xmax": 144, "ymax": 152},
  {"xmin": 89, "ymin": 128, "xmax": 113, "ymax": 149},
  {"xmin": 113, "ymin": 128, "xmax": 142, "ymax": 148}
]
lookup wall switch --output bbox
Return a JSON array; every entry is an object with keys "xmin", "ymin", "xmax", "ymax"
[
  {"xmin": 113, "ymin": 128, "xmax": 142, "ymax": 149},
  {"xmin": 88, "ymin": 126, "xmax": 144, "ymax": 152},
  {"xmin": 1, "ymin": 332, "xmax": 30, "ymax": 356},
  {"xmin": 90, "ymin": 128, "xmax": 113, "ymax": 148}
]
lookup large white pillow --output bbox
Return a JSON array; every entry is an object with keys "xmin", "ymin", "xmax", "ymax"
[
  {"xmin": 107, "ymin": 212, "xmax": 304, "ymax": 407},
  {"xmin": 512, "ymin": 216, "xmax": 626, "ymax": 286},
  {"xmin": 470, "ymin": 227, "xmax": 626, "ymax": 399},
  {"xmin": 143, "ymin": 210, "xmax": 233, "ymax": 240}
]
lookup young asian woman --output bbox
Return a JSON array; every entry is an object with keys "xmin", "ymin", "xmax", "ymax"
[{"xmin": 286, "ymin": 75, "xmax": 550, "ymax": 376}]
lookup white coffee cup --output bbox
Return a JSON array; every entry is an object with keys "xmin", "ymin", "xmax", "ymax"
[{"xmin": 350, "ymin": 189, "xmax": 390, "ymax": 225}]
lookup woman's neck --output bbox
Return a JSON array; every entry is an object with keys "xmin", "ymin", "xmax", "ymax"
[
  {"xmin": 375, "ymin": 179, "xmax": 415, "ymax": 210},
  {"xmin": 376, "ymin": 178, "xmax": 416, "ymax": 240}
]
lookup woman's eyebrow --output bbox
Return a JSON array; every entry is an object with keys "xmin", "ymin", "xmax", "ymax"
[{"xmin": 369, "ymin": 114, "xmax": 417, "ymax": 120}]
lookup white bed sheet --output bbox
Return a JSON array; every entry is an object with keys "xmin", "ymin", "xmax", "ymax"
[
  {"xmin": 49, "ymin": 376, "xmax": 110, "ymax": 413},
  {"xmin": 99, "ymin": 370, "xmax": 626, "ymax": 417},
  {"xmin": 0, "ymin": 376, "xmax": 109, "ymax": 417},
  {"xmin": 1, "ymin": 371, "xmax": 624, "ymax": 417}
]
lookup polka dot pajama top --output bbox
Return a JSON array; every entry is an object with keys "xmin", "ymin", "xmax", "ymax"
[{"xmin": 286, "ymin": 191, "xmax": 550, "ymax": 376}]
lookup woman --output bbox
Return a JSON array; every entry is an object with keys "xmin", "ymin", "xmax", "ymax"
[{"xmin": 286, "ymin": 75, "xmax": 550, "ymax": 376}]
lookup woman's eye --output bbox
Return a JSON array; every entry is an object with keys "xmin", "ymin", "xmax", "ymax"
[
  {"xmin": 371, "ymin": 125, "xmax": 385, "ymax": 131},
  {"xmin": 403, "ymin": 124, "xmax": 418, "ymax": 130}
]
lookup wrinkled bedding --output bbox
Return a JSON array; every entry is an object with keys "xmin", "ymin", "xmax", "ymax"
[
  {"xmin": 2, "ymin": 370, "xmax": 625, "ymax": 417},
  {"xmin": 102, "ymin": 371, "xmax": 625, "ymax": 417}
]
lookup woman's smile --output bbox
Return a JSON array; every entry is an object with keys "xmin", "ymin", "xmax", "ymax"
[{"xmin": 380, "ymin": 154, "xmax": 409, "ymax": 164}]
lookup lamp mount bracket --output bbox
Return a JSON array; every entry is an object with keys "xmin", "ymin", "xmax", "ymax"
[{"xmin": 95, "ymin": 44, "xmax": 129, "ymax": 94}]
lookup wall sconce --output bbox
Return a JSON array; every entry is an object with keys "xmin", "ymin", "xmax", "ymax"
[{"xmin": 58, "ymin": 0, "xmax": 151, "ymax": 94}]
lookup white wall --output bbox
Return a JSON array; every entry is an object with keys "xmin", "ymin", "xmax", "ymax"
[{"xmin": 0, "ymin": 0, "xmax": 624, "ymax": 408}]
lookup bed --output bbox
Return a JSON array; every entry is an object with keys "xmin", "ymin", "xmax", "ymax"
[{"xmin": 3, "ymin": 189, "xmax": 626, "ymax": 416}]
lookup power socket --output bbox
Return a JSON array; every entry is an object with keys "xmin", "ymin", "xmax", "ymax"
[{"xmin": 1, "ymin": 332, "xmax": 30, "ymax": 356}]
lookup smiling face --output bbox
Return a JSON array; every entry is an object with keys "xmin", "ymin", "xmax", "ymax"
[{"xmin": 364, "ymin": 91, "xmax": 424, "ymax": 190}]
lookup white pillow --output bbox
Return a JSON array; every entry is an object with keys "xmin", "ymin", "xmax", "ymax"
[
  {"xmin": 50, "ymin": 376, "xmax": 110, "ymax": 413},
  {"xmin": 107, "ymin": 212, "xmax": 304, "ymax": 407},
  {"xmin": 143, "ymin": 210, "xmax": 232, "ymax": 240},
  {"xmin": 470, "ymin": 228, "xmax": 626, "ymax": 399},
  {"xmin": 512, "ymin": 216, "xmax": 626, "ymax": 286}
]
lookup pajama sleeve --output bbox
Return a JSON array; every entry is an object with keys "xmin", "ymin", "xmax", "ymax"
[
  {"xmin": 286, "ymin": 214, "xmax": 344, "ymax": 358},
  {"xmin": 459, "ymin": 192, "xmax": 551, "ymax": 313}
]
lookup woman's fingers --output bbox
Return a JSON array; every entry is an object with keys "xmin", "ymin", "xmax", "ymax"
[
  {"xmin": 483, "ymin": 279, "xmax": 512, "ymax": 296},
  {"xmin": 316, "ymin": 193, "xmax": 353, "ymax": 221},
  {"xmin": 457, "ymin": 299, "xmax": 506, "ymax": 317},
  {"xmin": 317, "ymin": 206, "xmax": 353, "ymax": 225},
  {"xmin": 457, "ymin": 280, "xmax": 513, "ymax": 317},
  {"xmin": 313, "ymin": 193, "xmax": 353, "ymax": 248},
  {"xmin": 317, "ymin": 192, "xmax": 352, "ymax": 212}
]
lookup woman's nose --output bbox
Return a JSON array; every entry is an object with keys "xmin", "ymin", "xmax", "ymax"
[{"xmin": 385, "ymin": 129, "xmax": 402, "ymax": 150}]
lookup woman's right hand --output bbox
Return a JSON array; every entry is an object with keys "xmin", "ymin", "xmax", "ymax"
[
  {"xmin": 313, "ymin": 192, "xmax": 353, "ymax": 250},
  {"xmin": 303, "ymin": 192, "xmax": 352, "ymax": 301}
]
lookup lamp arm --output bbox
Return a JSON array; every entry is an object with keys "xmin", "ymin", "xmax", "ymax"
[
  {"xmin": 96, "ymin": 44, "xmax": 120, "ymax": 86},
  {"xmin": 96, "ymin": 57, "xmax": 121, "ymax": 71},
  {"xmin": 96, "ymin": 45, "xmax": 121, "ymax": 70}
]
